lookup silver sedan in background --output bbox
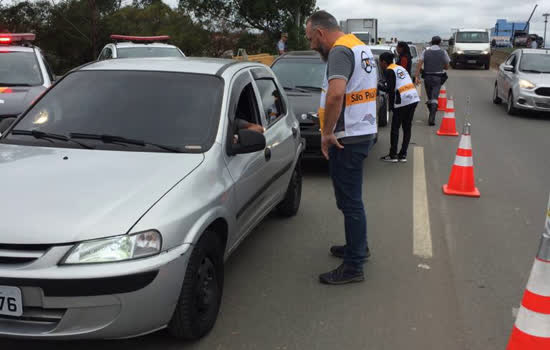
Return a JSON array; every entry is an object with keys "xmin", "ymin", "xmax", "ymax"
[{"xmin": 493, "ymin": 48, "xmax": 550, "ymax": 115}]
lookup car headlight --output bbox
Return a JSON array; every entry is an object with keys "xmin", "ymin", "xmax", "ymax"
[
  {"xmin": 456, "ymin": 50, "xmax": 464, "ymax": 55},
  {"xmin": 519, "ymin": 79, "xmax": 536, "ymax": 90},
  {"xmin": 61, "ymin": 230, "xmax": 162, "ymax": 265},
  {"xmin": 481, "ymin": 50, "xmax": 489, "ymax": 55}
]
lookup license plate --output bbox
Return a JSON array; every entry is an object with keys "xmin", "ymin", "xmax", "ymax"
[
  {"xmin": 467, "ymin": 60, "xmax": 477, "ymax": 64},
  {"xmin": 0, "ymin": 286, "xmax": 23, "ymax": 317}
]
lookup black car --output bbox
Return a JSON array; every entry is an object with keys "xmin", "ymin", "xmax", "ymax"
[{"xmin": 271, "ymin": 51, "xmax": 389, "ymax": 158}]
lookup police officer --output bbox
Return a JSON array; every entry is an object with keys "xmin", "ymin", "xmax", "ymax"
[
  {"xmin": 378, "ymin": 52, "xmax": 420, "ymax": 163},
  {"xmin": 415, "ymin": 36, "xmax": 450, "ymax": 126},
  {"xmin": 306, "ymin": 10, "xmax": 377, "ymax": 285}
]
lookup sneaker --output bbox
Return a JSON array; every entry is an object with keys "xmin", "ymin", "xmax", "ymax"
[
  {"xmin": 319, "ymin": 264, "xmax": 364, "ymax": 285},
  {"xmin": 330, "ymin": 245, "xmax": 371, "ymax": 259},
  {"xmin": 398, "ymin": 155, "xmax": 407, "ymax": 163},
  {"xmin": 380, "ymin": 155, "xmax": 398, "ymax": 163}
]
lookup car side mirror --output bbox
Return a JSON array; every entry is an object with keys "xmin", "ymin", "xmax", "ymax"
[
  {"xmin": 0, "ymin": 117, "xmax": 17, "ymax": 136},
  {"xmin": 503, "ymin": 65, "xmax": 514, "ymax": 72},
  {"xmin": 231, "ymin": 129, "xmax": 266, "ymax": 155}
]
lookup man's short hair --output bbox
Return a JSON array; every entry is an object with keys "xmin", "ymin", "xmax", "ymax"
[
  {"xmin": 379, "ymin": 52, "xmax": 395, "ymax": 65},
  {"xmin": 307, "ymin": 11, "xmax": 340, "ymax": 31},
  {"xmin": 431, "ymin": 36, "xmax": 442, "ymax": 46}
]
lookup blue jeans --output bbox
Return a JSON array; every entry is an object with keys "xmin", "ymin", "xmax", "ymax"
[{"xmin": 328, "ymin": 140, "xmax": 374, "ymax": 272}]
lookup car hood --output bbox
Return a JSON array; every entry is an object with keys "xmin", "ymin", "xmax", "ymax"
[
  {"xmin": 286, "ymin": 92, "xmax": 320, "ymax": 125},
  {"xmin": 0, "ymin": 144, "xmax": 204, "ymax": 244},
  {"xmin": 0, "ymin": 86, "xmax": 45, "ymax": 117},
  {"xmin": 518, "ymin": 72, "xmax": 550, "ymax": 86}
]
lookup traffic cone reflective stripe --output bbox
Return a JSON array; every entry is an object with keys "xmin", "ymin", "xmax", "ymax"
[
  {"xmin": 507, "ymin": 196, "xmax": 550, "ymax": 350},
  {"xmin": 442, "ymin": 124, "xmax": 480, "ymax": 198},
  {"xmin": 437, "ymin": 97, "xmax": 459, "ymax": 136},
  {"xmin": 438, "ymin": 85, "xmax": 447, "ymax": 111}
]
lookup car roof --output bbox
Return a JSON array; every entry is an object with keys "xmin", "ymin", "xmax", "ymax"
[
  {"xmin": 114, "ymin": 42, "xmax": 179, "ymax": 49},
  {"xmin": 456, "ymin": 29, "xmax": 487, "ymax": 32},
  {"xmin": 369, "ymin": 45, "xmax": 394, "ymax": 50},
  {"xmin": 522, "ymin": 49, "xmax": 550, "ymax": 55},
  {"xmin": 0, "ymin": 46, "xmax": 35, "ymax": 53},
  {"xmin": 80, "ymin": 57, "xmax": 253, "ymax": 76},
  {"xmin": 281, "ymin": 50, "xmax": 320, "ymax": 58}
]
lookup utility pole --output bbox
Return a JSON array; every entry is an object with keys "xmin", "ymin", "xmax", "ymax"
[
  {"xmin": 544, "ymin": 13, "xmax": 549, "ymax": 48},
  {"xmin": 88, "ymin": 0, "xmax": 99, "ymax": 59}
]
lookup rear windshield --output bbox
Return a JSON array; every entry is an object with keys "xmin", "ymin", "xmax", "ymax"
[
  {"xmin": 4, "ymin": 70, "xmax": 223, "ymax": 152},
  {"xmin": 0, "ymin": 51, "xmax": 43, "ymax": 86},
  {"xmin": 117, "ymin": 47, "xmax": 184, "ymax": 58},
  {"xmin": 271, "ymin": 59, "xmax": 326, "ymax": 89},
  {"xmin": 519, "ymin": 54, "xmax": 550, "ymax": 73},
  {"xmin": 456, "ymin": 32, "xmax": 489, "ymax": 43}
]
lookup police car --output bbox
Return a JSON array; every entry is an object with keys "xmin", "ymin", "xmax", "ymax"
[
  {"xmin": 0, "ymin": 33, "xmax": 55, "ymax": 123},
  {"xmin": 97, "ymin": 35, "xmax": 185, "ymax": 60}
]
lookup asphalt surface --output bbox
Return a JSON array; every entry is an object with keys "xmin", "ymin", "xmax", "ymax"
[{"xmin": 1, "ymin": 68, "xmax": 549, "ymax": 349}]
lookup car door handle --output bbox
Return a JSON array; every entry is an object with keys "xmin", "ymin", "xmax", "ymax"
[
  {"xmin": 264, "ymin": 147, "xmax": 271, "ymax": 161},
  {"xmin": 292, "ymin": 127, "xmax": 298, "ymax": 138}
]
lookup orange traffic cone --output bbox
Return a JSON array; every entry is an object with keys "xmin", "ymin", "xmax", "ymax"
[
  {"xmin": 442, "ymin": 123, "xmax": 480, "ymax": 197},
  {"xmin": 437, "ymin": 97, "xmax": 459, "ymax": 136},
  {"xmin": 506, "ymin": 195, "xmax": 550, "ymax": 350},
  {"xmin": 437, "ymin": 85, "xmax": 447, "ymax": 111}
]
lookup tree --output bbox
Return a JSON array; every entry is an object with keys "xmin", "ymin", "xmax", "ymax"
[{"xmin": 179, "ymin": 0, "xmax": 316, "ymax": 50}]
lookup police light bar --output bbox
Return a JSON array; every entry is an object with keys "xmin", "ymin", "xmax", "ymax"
[
  {"xmin": 110, "ymin": 34, "xmax": 170, "ymax": 42},
  {"xmin": 0, "ymin": 33, "xmax": 36, "ymax": 45}
]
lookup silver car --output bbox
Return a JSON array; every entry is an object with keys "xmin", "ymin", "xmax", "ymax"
[
  {"xmin": 493, "ymin": 48, "xmax": 550, "ymax": 114},
  {"xmin": 0, "ymin": 57, "xmax": 303, "ymax": 339}
]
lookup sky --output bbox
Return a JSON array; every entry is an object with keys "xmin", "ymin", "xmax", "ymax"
[{"xmin": 162, "ymin": 0, "xmax": 548, "ymax": 43}]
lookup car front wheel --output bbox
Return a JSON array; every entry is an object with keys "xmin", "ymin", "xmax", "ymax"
[
  {"xmin": 277, "ymin": 161, "xmax": 302, "ymax": 217},
  {"xmin": 493, "ymin": 83, "xmax": 502, "ymax": 104},
  {"xmin": 507, "ymin": 91, "xmax": 518, "ymax": 116},
  {"xmin": 168, "ymin": 231, "xmax": 224, "ymax": 340}
]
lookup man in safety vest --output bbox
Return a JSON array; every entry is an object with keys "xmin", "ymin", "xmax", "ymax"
[
  {"xmin": 306, "ymin": 10, "xmax": 377, "ymax": 285},
  {"xmin": 378, "ymin": 52, "xmax": 420, "ymax": 163}
]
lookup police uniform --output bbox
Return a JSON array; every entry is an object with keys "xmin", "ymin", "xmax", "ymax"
[{"xmin": 420, "ymin": 38, "xmax": 450, "ymax": 125}]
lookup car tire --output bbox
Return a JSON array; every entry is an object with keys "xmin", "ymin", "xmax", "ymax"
[
  {"xmin": 168, "ymin": 231, "xmax": 224, "ymax": 340},
  {"xmin": 493, "ymin": 83, "xmax": 502, "ymax": 104},
  {"xmin": 484, "ymin": 63, "xmax": 490, "ymax": 70},
  {"xmin": 277, "ymin": 161, "xmax": 302, "ymax": 217},
  {"xmin": 378, "ymin": 98, "xmax": 389, "ymax": 127},
  {"xmin": 507, "ymin": 91, "xmax": 518, "ymax": 116},
  {"xmin": 451, "ymin": 61, "xmax": 457, "ymax": 69}
]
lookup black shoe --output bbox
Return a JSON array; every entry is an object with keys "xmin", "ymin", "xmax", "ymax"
[
  {"xmin": 398, "ymin": 154, "xmax": 407, "ymax": 163},
  {"xmin": 380, "ymin": 154, "xmax": 398, "ymax": 163},
  {"xmin": 319, "ymin": 264, "xmax": 364, "ymax": 285},
  {"xmin": 330, "ymin": 245, "xmax": 371, "ymax": 259},
  {"xmin": 428, "ymin": 103, "xmax": 437, "ymax": 125}
]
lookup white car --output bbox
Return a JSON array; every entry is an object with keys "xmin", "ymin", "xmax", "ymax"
[{"xmin": 97, "ymin": 35, "xmax": 185, "ymax": 60}]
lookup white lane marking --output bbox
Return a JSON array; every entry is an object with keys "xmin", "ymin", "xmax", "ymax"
[{"xmin": 413, "ymin": 146, "xmax": 433, "ymax": 259}]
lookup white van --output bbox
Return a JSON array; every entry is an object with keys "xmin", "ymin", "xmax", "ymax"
[{"xmin": 449, "ymin": 29, "xmax": 491, "ymax": 69}]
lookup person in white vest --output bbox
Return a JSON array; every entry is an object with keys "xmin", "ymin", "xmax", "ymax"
[
  {"xmin": 306, "ymin": 10, "xmax": 377, "ymax": 285},
  {"xmin": 378, "ymin": 52, "xmax": 420, "ymax": 163}
]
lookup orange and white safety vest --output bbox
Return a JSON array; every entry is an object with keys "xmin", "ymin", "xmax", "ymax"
[
  {"xmin": 387, "ymin": 63, "xmax": 420, "ymax": 108},
  {"xmin": 319, "ymin": 34, "xmax": 377, "ymax": 138}
]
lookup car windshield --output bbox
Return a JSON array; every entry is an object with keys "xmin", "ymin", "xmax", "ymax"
[
  {"xmin": 0, "ymin": 51, "xmax": 43, "ymax": 86},
  {"xmin": 354, "ymin": 33, "xmax": 370, "ymax": 43},
  {"xmin": 117, "ymin": 47, "xmax": 183, "ymax": 58},
  {"xmin": 371, "ymin": 49, "xmax": 392, "ymax": 56},
  {"xmin": 519, "ymin": 54, "xmax": 550, "ymax": 73},
  {"xmin": 3, "ymin": 70, "xmax": 223, "ymax": 152},
  {"xmin": 271, "ymin": 59, "xmax": 326, "ymax": 89},
  {"xmin": 456, "ymin": 32, "xmax": 489, "ymax": 43}
]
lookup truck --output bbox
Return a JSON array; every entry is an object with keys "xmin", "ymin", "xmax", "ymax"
[
  {"xmin": 448, "ymin": 28, "xmax": 491, "ymax": 70},
  {"xmin": 340, "ymin": 18, "xmax": 378, "ymax": 44}
]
